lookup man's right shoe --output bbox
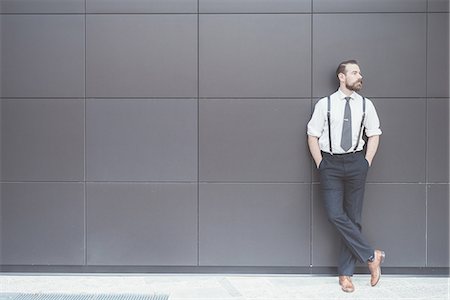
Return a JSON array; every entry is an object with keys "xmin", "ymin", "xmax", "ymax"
[
  {"xmin": 368, "ymin": 249, "xmax": 386, "ymax": 287},
  {"xmin": 338, "ymin": 275, "xmax": 355, "ymax": 293}
]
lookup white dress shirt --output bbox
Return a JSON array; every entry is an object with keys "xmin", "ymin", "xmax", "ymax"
[{"xmin": 307, "ymin": 89, "xmax": 382, "ymax": 154}]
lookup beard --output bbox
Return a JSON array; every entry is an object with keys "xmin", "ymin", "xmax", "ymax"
[{"xmin": 346, "ymin": 80, "xmax": 363, "ymax": 91}]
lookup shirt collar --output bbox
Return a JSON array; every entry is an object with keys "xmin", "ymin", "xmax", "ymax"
[{"xmin": 337, "ymin": 89, "xmax": 359, "ymax": 101}]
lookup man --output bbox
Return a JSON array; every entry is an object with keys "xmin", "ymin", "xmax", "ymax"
[{"xmin": 307, "ymin": 60, "xmax": 385, "ymax": 293}]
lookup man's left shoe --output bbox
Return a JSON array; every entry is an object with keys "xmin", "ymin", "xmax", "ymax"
[
  {"xmin": 338, "ymin": 276, "xmax": 355, "ymax": 293},
  {"xmin": 368, "ymin": 249, "xmax": 386, "ymax": 287}
]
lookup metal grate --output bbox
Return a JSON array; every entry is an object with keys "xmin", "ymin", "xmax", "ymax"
[{"xmin": 0, "ymin": 294, "xmax": 169, "ymax": 300}]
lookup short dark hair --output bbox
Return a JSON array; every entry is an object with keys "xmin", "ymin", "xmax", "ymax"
[{"xmin": 336, "ymin": 60, "xmax": 359, "ymax": 77}]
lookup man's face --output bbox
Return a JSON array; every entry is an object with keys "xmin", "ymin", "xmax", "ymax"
[{"xmin": 343, "ymin": 64, "xmax": 363, "ymax": 91}]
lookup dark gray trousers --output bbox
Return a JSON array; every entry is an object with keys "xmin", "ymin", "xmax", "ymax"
[{"xmin": 318, "ymin": 151, "xmax": 374, "ymax": 276}]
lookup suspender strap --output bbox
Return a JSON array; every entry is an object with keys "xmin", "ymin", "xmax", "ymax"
[
  {"xmin": 327, "ymin": 96, "xmax": 333, "ymax": 154},
  {"xmin": 353, "ymin": 96, "xmax": 366, "ymax": 152},
  {"xmin": 327, "ymin": 95, "xmax": 366, "ymax": 154}
]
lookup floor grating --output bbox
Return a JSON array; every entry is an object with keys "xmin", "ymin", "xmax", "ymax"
[{"xmin": 0, "ymin": 294, "xmax": 169, "ymax": 300}]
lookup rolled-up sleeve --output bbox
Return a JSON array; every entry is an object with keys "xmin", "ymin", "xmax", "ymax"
[
  {"xmin": 364, "ymin": 100, "xmax": 382, "ymax": 137},
  {"xmin": 307, "ymin": 99, "xmax": 326, "ymax": 137}
]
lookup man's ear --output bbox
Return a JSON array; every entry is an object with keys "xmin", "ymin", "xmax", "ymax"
[{"xmin": 338, "ymin": 72, "xmax": 345, "ymax": 83}]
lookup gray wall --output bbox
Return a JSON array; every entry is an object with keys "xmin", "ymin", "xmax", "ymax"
[{"xmin": 0, "ymin": 0, "xmax": 449, "ymax": 273}]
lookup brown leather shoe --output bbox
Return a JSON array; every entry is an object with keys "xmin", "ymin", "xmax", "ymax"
[
  {"xmin": 368, "ymin": 249, "xmax": 386, "ymax": 286},
  {"xmin": 338, "ymin": 275, "xmax": 355, "ymax": 293}
]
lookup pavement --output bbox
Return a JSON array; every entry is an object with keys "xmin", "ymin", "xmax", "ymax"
[{"xmin": 0, "ymin": 273, "xmax": 449, "ymax": 300}]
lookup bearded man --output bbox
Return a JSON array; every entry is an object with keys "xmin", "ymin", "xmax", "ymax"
[{"xmin": 307, "ymin": 60, "xmax": 385, "ymax": 293}]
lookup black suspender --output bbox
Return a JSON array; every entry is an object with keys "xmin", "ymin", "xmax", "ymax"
[
  {"xmin": 327, "ymin": 96, "xmax": 366, "ymax": 154},
  {"xmin": 327, "ymin": 96, "xmax": 333, "ymax": 154},
  {"xmin": 354, "ymin": 96, "xmax": 366, "ymax": 152}
]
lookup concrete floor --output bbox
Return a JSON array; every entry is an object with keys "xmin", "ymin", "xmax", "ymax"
[{"xmin": 0, "ymin": 274, "xmax": 449, "ymax": 300}]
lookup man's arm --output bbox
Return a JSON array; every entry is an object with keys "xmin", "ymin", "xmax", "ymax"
[
  {"xmin": 365, "ymin": 135, "xmax": 380, "ymax": 166},
  {"xmin": 308, "ymin": 135, "xmax": 323, "ymax": 168}
]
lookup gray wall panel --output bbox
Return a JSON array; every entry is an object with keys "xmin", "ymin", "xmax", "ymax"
[
  {"xmin": 313, "ymin": 0, "xmax": 426, "ymax": 12},
  {"xmin": 0, "ymin": 100, "xmax": 2, "ymax": 263},
  {"xmin": 0, "ymin": 0, "xmax": 85, "ymax": 13},
  {"xmin": 363, "ymin": 184, "xmax": 427, "ymax": 267},
  {"xmin": 86, "ymin": 99, "xmax": 197, "ymax": 181},
  {"xmin": 366, "ymin": 99, "xmax": 426, "ymax": 183},
  {"xmin": 0, "ymin": 2, "xmax": 448, "ymax": 273},
  {"xmin": 313, "ymin": 184, "xmax": 427, "ymax": 267},
  {"xmin": 1, "ymin": 99, "xmax": 85, "ymax": 181},
  {"xmin": 1, "ymin": 15, "xmax": 85, "ymax": 98},
  {"xmin": 427, "ymin": 13, "xmax": 449, "ymax": 97},
  {"xmin": 199, "ymin": 14, "xmax": 311, "ymax": 98},
  {"xmin": 199, "ymin": 183, "xmax": 310, "ymax": 266},
  {"xmin": 427, "ymin": 184, "xmax": 450, "ymax": 267},
  {"xmin": 313, "ymin": 13, "xmax": 426, "ymax": 98},
  {"xmin": 86, "ymin": 15, "xmax": 197, "ymax": 98},
  {"xmin": 87, "ymin": 183, "xmax": 197, "ymax": 266},
  {"xmin": 0, "ymin": 182, "xmax": 1, "ymax": 264},
  {"xmin": 428, "ymin": 0, "xmax": 450, "ymax": 12},
  {"xmin": 1, "ymin": 183, "xmax": 84, "ymax": 265},
  {"xmin": 87, "ymin": 0, "xmax": 197, "ymax": 13},
  {"xmin": 199, "ymin": 0, "xmax": 311, "ymax": 13},
  {"xmin": 199, "ymin": 99, "xmax": 311, "ymax": 182},
  {"xmin": 428, "ymin": 99, "xmax": 450, "ymax": 183}
]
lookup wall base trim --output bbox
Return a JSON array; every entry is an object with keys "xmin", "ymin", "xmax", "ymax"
[{"xmin": 0, "ymin": 265, "xmax": 448, "ymax": 276}]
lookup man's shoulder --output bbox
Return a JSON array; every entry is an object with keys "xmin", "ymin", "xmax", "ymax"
[
  {"xmin": 354, "ymin": 94, "xmax": 378, "ymax": 111},
  {"xmin": 313, "ymin": 97, "xmax": 328, "ymax": 110},
  {"xmin": 354, "ymin": 92, "xmax": 371, "ymax": 101},
  {"xmin": 358, "ymin": 94, "xmax": 375, "ymax": 106},
  {"xmin": 316, "ymin": 90, "xmax": 339, "ymax": 104}
]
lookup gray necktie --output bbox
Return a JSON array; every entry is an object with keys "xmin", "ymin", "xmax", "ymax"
[{"xmin": 340, "ymin": 97, "xmax": 352, "ymax": 151}]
